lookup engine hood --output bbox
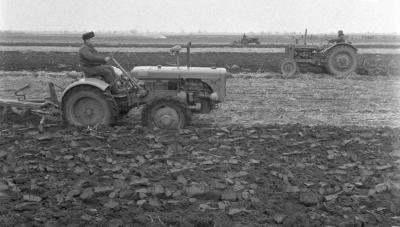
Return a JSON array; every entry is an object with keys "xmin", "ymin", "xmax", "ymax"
[
  {"xmin": 131, "ymin": 66, "xmax": 227, "ymax": 79},
  {"xmin": 131, "ymin": 66, "xmax": 227, "ymax": 102}
]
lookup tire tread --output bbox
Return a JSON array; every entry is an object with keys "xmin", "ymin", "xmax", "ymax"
[
  {"xmin": 325, "ymin": 45, "xmax": 357, "ymax": 75},
  {"xmin": 61, "ymin": 86, "xmax": 119, "ymax": 126},
  {"xmin": 141, "ymin": 96, "xmax": 192, "ymax": 128}
]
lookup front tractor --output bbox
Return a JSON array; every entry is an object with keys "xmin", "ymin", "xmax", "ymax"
[
  {"xmin": 0, "ymin": 42, "xmax": 227, "ymax": 130},
  {"xmin": 61, "ymin": 42, "xmax": 227, "ymax": 129},
  {"xmin": 280, "ymin": 33, "xmax": 358, "ymax": 76}
]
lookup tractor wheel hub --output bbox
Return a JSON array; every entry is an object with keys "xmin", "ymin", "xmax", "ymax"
[
  {"xmin": 73, "ymin": 97, "xmax": 104, "ymax": 125},
  {"xmin": 334, "ymin": 53, "xmax": 351, "ymax": 68},
  {"xmin": 154, "ymin": 107, "xmax": 179, "ymax": 128},
  {"xmin": 84, "ymin": 108, "xmax": 93, "ymax": 116}
]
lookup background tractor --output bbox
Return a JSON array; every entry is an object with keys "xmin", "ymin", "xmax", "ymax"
[
  {"xmin": 231, "ymin": 34, "xmax": 260, "ymax": 46},
  {"xmin": 280, "ymin": 30, "xmax": 358, "ymax": 76},
  {"xmin": 0, "ymin": 42, "xmax": 228, "ymax": 130}
]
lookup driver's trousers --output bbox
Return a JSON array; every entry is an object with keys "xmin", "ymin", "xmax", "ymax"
[{"xmin": 81, "ymin": 65, "xmax": 116, "ymax": 84}]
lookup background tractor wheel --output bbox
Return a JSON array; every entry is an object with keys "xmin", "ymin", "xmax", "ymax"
[
  {"xmin": 62, "ymin": 86, "xmax": 118, "ymax": 126},
  {"xmin": 280, "ymin": 59, "xmax": 297, "ymax": 76},
  {"xmin": 142, "ymin": 97, "xmax": 192, "ymax": 130},
  {"xmin": 325, "ymin": 45, "xmax": 357, "ymax": 75}
]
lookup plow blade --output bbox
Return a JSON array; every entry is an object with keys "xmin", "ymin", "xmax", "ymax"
[{"xmin": 0, "ymin": 99, "xmax": 60, "ymax": 125}]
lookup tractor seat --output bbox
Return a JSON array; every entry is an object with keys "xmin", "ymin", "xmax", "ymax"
[
  {"xmin": 170, "ymin": 45, "xmax": 182, "ymax": 55},
  {"xmin": 83, "ymin": 73, "xmax": 106, "ymax": 81}
]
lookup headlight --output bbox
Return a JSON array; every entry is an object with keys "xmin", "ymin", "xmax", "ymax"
[
  {"xmin": 209, "ymin": 92, "xmax": 218, "ymax": 101},
  {"xmin": 177, "ymin": 91, "xmax": 187, "ymax": 101}
]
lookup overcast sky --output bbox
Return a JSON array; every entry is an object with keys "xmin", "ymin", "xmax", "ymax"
[{"xmin": 0, "ymin": 0, "xmax": 399, "ymax": 33}]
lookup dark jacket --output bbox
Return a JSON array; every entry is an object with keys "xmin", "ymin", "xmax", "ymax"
[
  {"xmin": 79, "ymin": 43, "xmax": 106, "ymax": 67},
  {"xmin": 329, "ymin": 35, "xmax": 345, "ymax": 44}
]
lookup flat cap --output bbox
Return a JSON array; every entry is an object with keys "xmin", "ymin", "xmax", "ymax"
[{"xmin": 82, "ymin": 31, "xmax": 95, "ymax": 40}]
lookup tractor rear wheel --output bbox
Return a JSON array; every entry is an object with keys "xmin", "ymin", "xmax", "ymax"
[
  {"xmin": 325, "ymin": 45, "xmax": 357, "ymax": 75},
  {"xmin": 281, "ymin": 59, "xmax": 297, "ymax": 76},
  {"xmin": 62, "ymin": 86, "xmax": 118, "ymax": 126},
  {"xmin": 142, "ymin": 97, "xmax": 192, "ymax": 129}
]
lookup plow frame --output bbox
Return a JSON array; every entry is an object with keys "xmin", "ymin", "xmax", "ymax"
[{"xmin": 0, "ymin": 83, "xmax": 61, "ymax": 123}]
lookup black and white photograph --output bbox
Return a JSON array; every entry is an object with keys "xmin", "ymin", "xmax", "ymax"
[{"xmin": 0, "ymin": 0, "xmax": 400, "ymax": 226}]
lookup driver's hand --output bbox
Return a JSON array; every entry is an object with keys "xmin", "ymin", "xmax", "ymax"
[{"xmin": 105, "ymin": 56, "xmax": 111, "ymax": 62}]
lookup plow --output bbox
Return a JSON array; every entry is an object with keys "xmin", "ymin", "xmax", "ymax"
[
  {"xmin": 0, "ymin": 43, "xmax": 228, "ymax": 129},
  {"xmin": 0, "ymin": 82, "xmax": 61, "ymax": 126}
]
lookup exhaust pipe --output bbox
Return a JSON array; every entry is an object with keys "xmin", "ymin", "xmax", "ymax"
[
  {"xmin": 304, "ymin": 28, "xmax": 308, "ymax": 45},
  {"xmin": 187, "ymin": 41, "xmax": 191, "ymax": 69}
]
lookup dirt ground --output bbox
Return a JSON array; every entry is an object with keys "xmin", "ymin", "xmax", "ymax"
[
  {"xmin": 1, "ymin": 71, "xmax": 400, "ymax": 127},
  {"xmin": 0, "ymin": 72, "xmax": 400, "ymax": 226}
]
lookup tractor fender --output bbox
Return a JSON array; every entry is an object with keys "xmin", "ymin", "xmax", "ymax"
[
  {"xmin": 323, "ymin": 43, "xmax": 358, "ymax": 54},
  {"xmin": 199, "ymin": 78, "xmax": 226, "ymax": 102},
  {"xmin": 61, "ymin": 78, "xmax": 110, "ymax": 101}
]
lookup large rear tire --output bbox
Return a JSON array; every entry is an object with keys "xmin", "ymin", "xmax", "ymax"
[
  {"xmin": 325, "ymin": 45, "xmax": 357, "ymax": 75},
  {"xmin": 141, "ymin": 97, "xmax": 192, "ymax": 129},
  {"xmin": 62, "ymin": 86, "xmax": 118, "ymax": 126}
]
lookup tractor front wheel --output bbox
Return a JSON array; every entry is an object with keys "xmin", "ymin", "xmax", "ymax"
[
  {"xmin": 325, "ymin": 45, "xmax": 357, "ymax": 75},
  {"xmin": 281, "ymin": 59, "xmax": 297, "ymax": 76},
  {"xmin": 62, "ymin": 86, "xmax": 118, "ymax": 126},
  {"xmin": 0, "ymin": 105, "xmax": 7, "ymax": 123},
  {"xmin": 142, "ymin": 97, "xmax": 192, "ymax": 129}
]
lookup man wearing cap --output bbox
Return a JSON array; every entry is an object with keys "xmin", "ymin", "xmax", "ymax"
[
  {"xmin": 328, "ymin": 30, "xmax": 346, "ymax": 44},
  {"xmin": 79, "ymin": 31, "xmax": 121, "ymax": 93}
]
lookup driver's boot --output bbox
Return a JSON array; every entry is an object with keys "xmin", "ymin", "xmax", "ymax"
[
  {"xmin": 108, "ymin": 78, "xmax": 126, "ymax": 95},
  {"xmin": 110, "ymin": 84, "xmax": 126, "ymax": 95}
]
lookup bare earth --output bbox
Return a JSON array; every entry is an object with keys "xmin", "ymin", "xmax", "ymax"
[
  {"xmin": 0, "ymin": 72, "xmax": 400, "ymax": 226},
  {"xmin": 1, "ymin": 71, "xmax": 399, "ymax": 127},
  {"xmin": 207, "ymin": 74, "xmax": 400, "ymax": 127}
]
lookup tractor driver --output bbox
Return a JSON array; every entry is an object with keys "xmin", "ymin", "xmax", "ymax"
[
  {"xmin": 79, "ymin": 31, "xmax": 121, "ymax": 93},
  {"xmin": 328, "ymin": 30, "xmax": 346, "ymax": 44}
]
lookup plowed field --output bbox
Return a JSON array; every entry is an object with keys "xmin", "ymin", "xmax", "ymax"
[{"xmin": 0, "ymin": 72, "xmax": 400, "ymax": 226}]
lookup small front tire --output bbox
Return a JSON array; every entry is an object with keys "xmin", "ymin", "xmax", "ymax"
[
  {"xmin": 142, "ymin": 97, "xmax": 192, "ymax": 129},
  {"xmin": 281, "ymin": 59, "xmax": 298, "ymax": 76}
]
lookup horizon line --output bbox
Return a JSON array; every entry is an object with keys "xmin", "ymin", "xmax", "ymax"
[{"xmin": 0, "ymin": 30, "xmax": 399, "ymax": 36}]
